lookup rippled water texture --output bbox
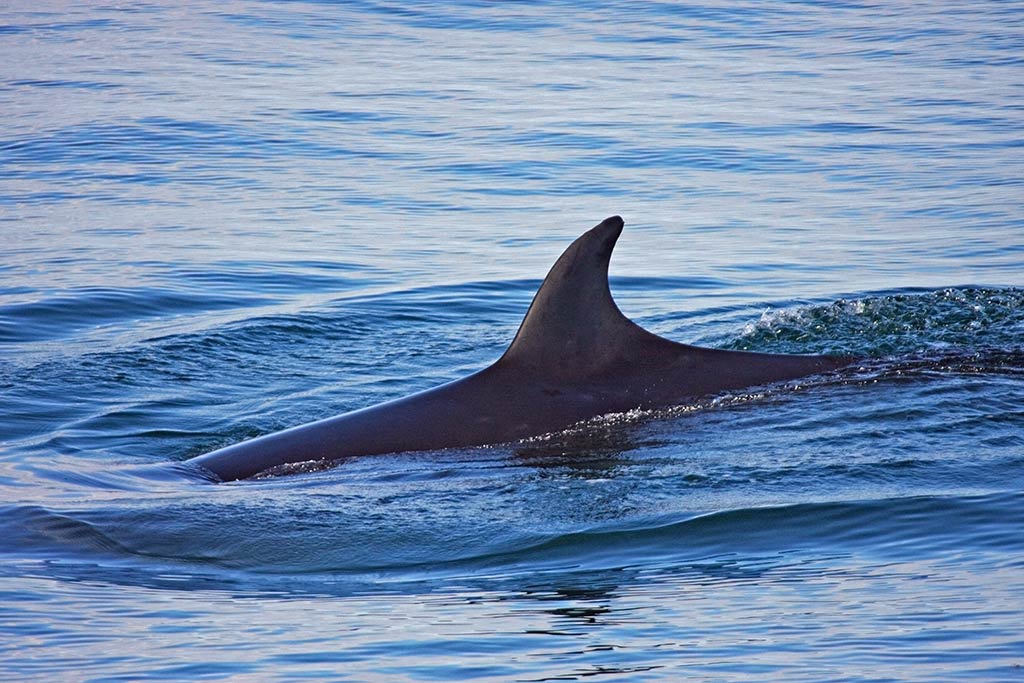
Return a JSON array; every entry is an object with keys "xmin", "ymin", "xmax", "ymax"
[{"xmin": 2, "ymin": 2, "xmax": 1023, "ymax": 681}]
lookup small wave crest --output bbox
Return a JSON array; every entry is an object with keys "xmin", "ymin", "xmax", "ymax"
[
  {"xmin": 730, "ymin": 287, "xmax": 1024, "ymax": 356},
  {"xmin": 3, "ymin": 491, "xmax": 1019, "ymax": 593}
]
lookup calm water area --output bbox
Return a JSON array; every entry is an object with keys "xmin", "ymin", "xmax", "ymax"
[{"xmin": 1, "ymin": 1, "xmax": 1023, "ymax": 681}]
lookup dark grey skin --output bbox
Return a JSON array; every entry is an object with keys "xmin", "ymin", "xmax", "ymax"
[{"xmin": 191, "ymin": 216, "xmax": 852, "ymax": 481}]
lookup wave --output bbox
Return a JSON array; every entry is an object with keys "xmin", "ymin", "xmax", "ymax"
[
  {"xmin": 2, "ymin": 490, "xmax": 1020, "ymax": 594},
  {"xmin": 0, "ymin": 286, "xmax": 270, "ymax": 344},
  {"xmin": 5, "ymin": 278, "xmax": 1019, "ymax": 354},
  {"xmin": 727, "ymin": 286, "xmax": 1024, "ymax": 356},
  {"xmin": 495, "ymin": 490, "xmax": 1024, "ymax": 573}
]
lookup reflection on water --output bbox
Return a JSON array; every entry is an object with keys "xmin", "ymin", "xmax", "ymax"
[{"xmin": 6, "ymin": 550, "xmax": 1021, "ymax": 682}]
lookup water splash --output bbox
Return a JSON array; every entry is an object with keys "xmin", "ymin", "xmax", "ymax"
[{"xmin": 730, "ymin": 287, "xmax": 1024, "ymax": 356}]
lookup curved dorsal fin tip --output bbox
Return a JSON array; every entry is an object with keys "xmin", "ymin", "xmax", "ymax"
[
  {"xmin": 499, "ymin": 216, "xmax": 642, "ymax": 376},
  {"xmin": 591, "ymin": 215, "xmax": 624, "ymax": 253},
  {"xmin": 563, "ymin": 214, "xmax": 625, "ymax": 268},
  {"xmin": 601, "ymin": 214, "xmax": 624, "ymax": 230}
]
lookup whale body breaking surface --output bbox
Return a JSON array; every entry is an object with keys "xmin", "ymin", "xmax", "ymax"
[{"xmin": 190, "ymin": 216, "xmax": 854, "ymax": 481}]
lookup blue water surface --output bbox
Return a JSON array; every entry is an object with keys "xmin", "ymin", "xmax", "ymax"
[{"xmin": 2, "ymin": 1, "xmax": 1023, "ymax": 681}]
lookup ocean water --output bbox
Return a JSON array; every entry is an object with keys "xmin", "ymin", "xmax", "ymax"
[{"xmin": 2, "ymin": 1, "xmax": 1023, "ymax": 681}]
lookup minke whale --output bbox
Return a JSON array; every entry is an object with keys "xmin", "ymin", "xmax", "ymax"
[{"xmin": 191, "ymin": 216, "xmax": 853, "ymax": 481}]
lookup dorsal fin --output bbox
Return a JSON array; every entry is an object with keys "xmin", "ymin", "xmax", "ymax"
[{"xmin": 498, "ymin": 216, "xmax": 684, "ymax": 380}]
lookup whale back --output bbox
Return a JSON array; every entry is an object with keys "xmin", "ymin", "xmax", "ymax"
[{"xmin": 190, "ymin": 216, "xmax": 854, "ymax": 481}]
